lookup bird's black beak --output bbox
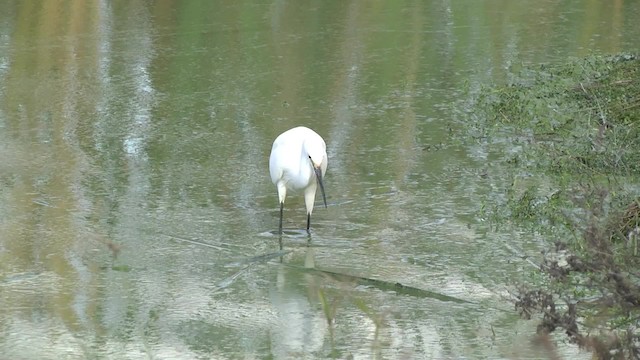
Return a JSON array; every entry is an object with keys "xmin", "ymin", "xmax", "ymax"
[{"xmin": 314, "ymin": 164, "xmax": 327, "ymax": 208}]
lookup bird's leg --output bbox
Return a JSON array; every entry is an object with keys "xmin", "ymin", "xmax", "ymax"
[
  {"xmin": 303, "ymin": 183, "xmax": 317, "ymax": 233},
  {"xmin": 279, "ymin": 202, "xmax": 284, "ymax": 233}
]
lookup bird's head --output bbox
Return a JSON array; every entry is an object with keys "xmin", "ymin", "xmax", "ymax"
[
  {"xmin": 307, "ymin": 153, "xmax": 326, "ymax": 171},
  {"xmin": 305, "ymin": 144, "xmax": 327, "ymax": 209},
  {"xmin": 303, "ymin": 138, "xmax": 327, "ymax": 173}
]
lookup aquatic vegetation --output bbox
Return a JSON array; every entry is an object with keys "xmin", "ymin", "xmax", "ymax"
[{"xmin": 469, "ymin": 54, "xmax": 640, "ymax": 358}]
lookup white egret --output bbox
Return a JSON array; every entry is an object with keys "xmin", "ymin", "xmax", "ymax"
[{"xmin": 269, "ymin": 126, "xmax": 328, "ymax": 233}]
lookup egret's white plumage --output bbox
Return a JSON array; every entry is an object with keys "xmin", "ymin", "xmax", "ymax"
[{"xmin": 269, "ymin": 126, "xmax": 328, "ymax": 232}]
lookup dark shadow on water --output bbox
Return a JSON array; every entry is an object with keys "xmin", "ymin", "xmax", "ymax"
[
  {"xmin": 283, "ymin": 263, "xmax": 475, "ymax": 304},
  {"xmin": 261, "ymin": 228, "xmax": 311, "ymax": 238}
]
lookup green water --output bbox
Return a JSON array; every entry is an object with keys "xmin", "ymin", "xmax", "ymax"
[{"xmin": 1, "ymin": 1, "xmax": 638, "ymax": 359}]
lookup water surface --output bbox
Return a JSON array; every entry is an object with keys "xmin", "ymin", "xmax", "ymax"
[{"xmin": 1, "ymin": 1, "xmax": 638, "ymax": 359}]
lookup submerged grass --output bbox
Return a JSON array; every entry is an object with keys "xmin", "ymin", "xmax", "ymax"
[
  {"xmin": 468, "ymin": 54, "xmax": 640, "ymax": 358},
  {"xmin": 486, "ymin": 54, "xmax": 639, "ymax": 176}
]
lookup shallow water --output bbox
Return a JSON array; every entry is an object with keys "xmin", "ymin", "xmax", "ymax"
[{"xmin": 1, "ymin": 1, "xmax": 639, "ymax": 359}]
